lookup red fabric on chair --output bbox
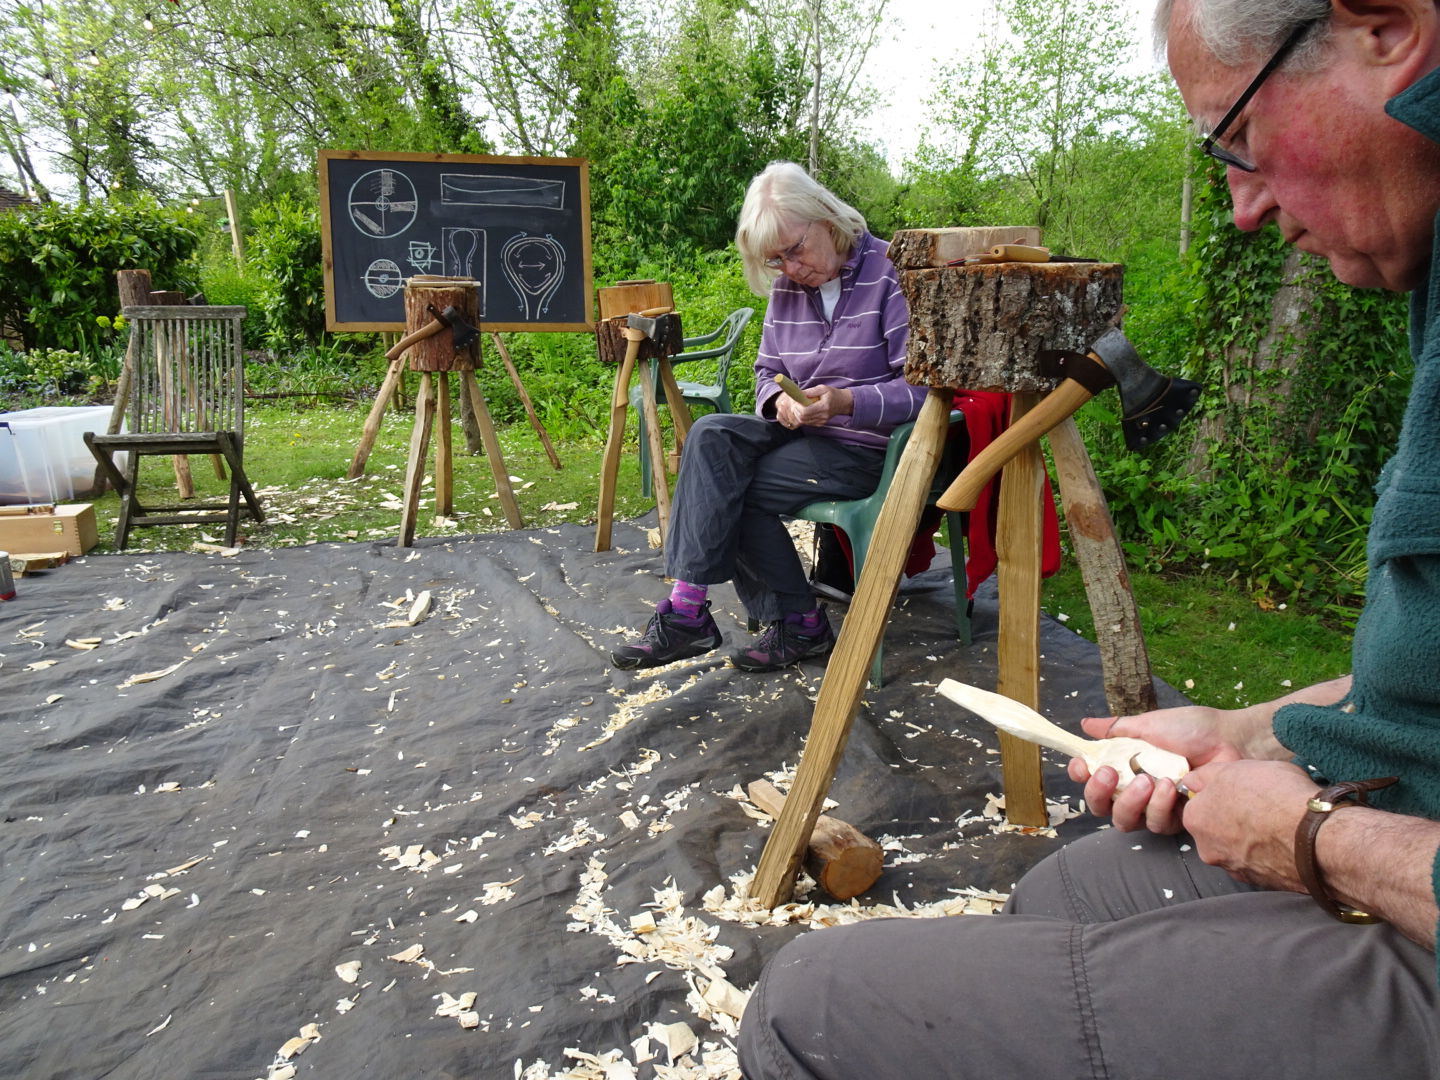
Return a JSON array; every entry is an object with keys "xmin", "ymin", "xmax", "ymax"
[{"xmin": 827, "ymin": 392, "xmax": 1063, "ymax": 599}]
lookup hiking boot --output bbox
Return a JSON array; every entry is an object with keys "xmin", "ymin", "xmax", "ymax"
[
  {"xmin": 610, "ymin": 599, "xmax": 723, "ymax": 670},
  {"xmin": 731, "ymin": 611, "xmax": 836, "ymax": 672}
]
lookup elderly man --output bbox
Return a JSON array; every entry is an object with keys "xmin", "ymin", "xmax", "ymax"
[{"xmin": 738, "ymin": 2, "xmax": 1440, "ymax": 1076}]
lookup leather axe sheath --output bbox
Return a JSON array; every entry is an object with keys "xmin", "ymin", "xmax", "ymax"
[{"xmin": 937, "ymin": 328, "xmax": 1200, "ymax": 512}]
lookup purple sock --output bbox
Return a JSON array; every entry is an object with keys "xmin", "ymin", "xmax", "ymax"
[
  {"xmin": 668, "ymin": 580, "xmax": 708, "ymax": 620},
  {"xmin": 786, "ymin": 607, "xmax": 823, "ymax": 630}
]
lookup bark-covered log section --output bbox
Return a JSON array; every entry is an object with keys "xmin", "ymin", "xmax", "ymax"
[
  {"xmin": 403, "ymin": 281, "xmax": 479, "ymax": 372},
  {"xmin": 899, "ymin": 261, "xmax": 1124, "ymax": 392}
]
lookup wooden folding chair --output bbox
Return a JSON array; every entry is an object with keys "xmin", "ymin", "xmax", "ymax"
[{"xmin": 85, "ymin": 305, "xmax": 263, "ymax": 549}]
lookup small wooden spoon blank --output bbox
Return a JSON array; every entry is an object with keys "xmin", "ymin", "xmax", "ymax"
[{"xmin": 936, "ymin": 679, "xmax": 1189, "ymax": 790}]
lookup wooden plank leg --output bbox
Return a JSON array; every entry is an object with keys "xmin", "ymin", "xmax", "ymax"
[
  {"xmin": 637, "ymin": 363, "xmax": 673, "ymax": 543},
  {"xmin": 435, "ymin": 372, "xmax": 454, "ymax": 520},
  {"xmin": 491, "ymin": 332, "xmax": 562, "ymax": 470},
  {"xmin": 1047, "ymin": 417, "xmax": 1158, "ymax": 717},
  {"xmin": 656, "ymin": 357, "xmax": 693, "ymax": 449},
  {"xmin": 994, "ymin": 392, "xmax": 1047, "ymax": 827},
  {"xmin": 752, "ymin": 388, "xmax": 954, "ymax": 907},
  {"xmin": 349, "ymin": 354, "xmax": 408, "ymax": 479},
  {"xmin": 460, "ymin": 370, "xmax": 524, "ymax": 529},
  {"xmin": 172, "ymin": 453, "xmax": 195, "ymax": 499},
  {"xmin": 398, "ymin": 373, "xmax": 437, "ymax": 547},
  {"xmin": 594, "ymin": 350, "xmax": 637, "ymax": 552}
]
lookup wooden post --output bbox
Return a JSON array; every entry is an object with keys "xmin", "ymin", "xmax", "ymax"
[
  {"xmin": 752, "ymin": 389, "xmax": 954, "ymax": 907},
  {"xmin": 595, "ymin": 340, "xmax": 637, "ymax": 552},
  {"xmin": 1047, "ymin": 417, "xmax": 1158, "ymax": 717},
  {"xmin": 93, "ymin": 269, "xmax": 154, "ymax": 495},
  {"xmin": 224, "ymin": 189, "xmax": 245, "ymax": 263},
  {"xmin": 993, "ymin": 392, "xmax": 1047, "ymax": 827},
  {"xmin": 398, "ymin": 373, "xmax": 436, "ymax": 547},
  {"xmin": 490, "ymin": 332, "xmax": 562, "ymax": 470},
  {"xmin": 636, "ymin": 357, "xmax": 673, "ymax": 541}
]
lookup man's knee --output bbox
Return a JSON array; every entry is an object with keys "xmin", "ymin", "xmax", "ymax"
[{"xmin": 738, "ymin": 930, "xmax": 834, "ymax": 1079}]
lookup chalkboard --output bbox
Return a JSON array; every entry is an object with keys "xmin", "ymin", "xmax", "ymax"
[{"xmin": 319, "ymin": 150, "xmax": 593, "ymax": 333}]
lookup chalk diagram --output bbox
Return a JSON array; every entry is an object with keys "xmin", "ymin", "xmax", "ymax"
[
  {"xmin": 406, "ymin": 239, "xmax": 440, "ymax": 274},
  {"xmin": 440, "ymin": 173, "xmax": 566, "ymax": 210},
  {"xmin": 363, "ymin": 258, "xmax": 404, "ymax": 299},
  {"xmin": 501, "ymin": 233, "xmax": 565, "ymax": 319},
  {"xmin": 442, "ymin": 228, "xmax": 488, "ymax": 316},
  {"xmin": 348, "ymin": 168, "xmax": 418, "ymax": 238}
]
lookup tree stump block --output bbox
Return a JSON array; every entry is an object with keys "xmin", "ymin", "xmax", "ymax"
[
  {"xmin": 898, "ymin": 260, "xmax": 1124, "ymax": 391},
  {"xmin": 403, "ymin": 280, "xmax": 479, "ymax": 372}
]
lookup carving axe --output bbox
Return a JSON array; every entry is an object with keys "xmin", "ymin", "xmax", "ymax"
[
  {"xmin": 937, "ymin": 327, "xmax": 1200, "ymax": 511},
  {"xmin": 383, "ymin": 304, "xmax": 481, "ymax": 361}
]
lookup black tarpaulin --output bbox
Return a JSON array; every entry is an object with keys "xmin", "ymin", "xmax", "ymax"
[{"xmin": 0, "ymin": 515, "xmax": 1184, "ymax": 1079}]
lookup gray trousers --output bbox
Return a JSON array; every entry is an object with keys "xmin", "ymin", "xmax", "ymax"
[
  {"xmin": 739, "ymin": 828, "xmax": 1440, "ymax": 1079},
  {"xmin": 665, "ymin": 413, "xmax": 884, "ymax": 623}
]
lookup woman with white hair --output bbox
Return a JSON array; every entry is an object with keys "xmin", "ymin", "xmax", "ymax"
[{"xmin": 610, "ymin": 161, "xmax": 927, "ymax": 672}]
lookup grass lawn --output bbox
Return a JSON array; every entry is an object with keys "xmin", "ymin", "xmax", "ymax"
[{"xmin": 78, "ymin": 401, "xmax": 1354, "ymax": 713}]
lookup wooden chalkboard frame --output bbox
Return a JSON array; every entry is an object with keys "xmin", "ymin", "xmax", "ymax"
[{"xmin": 319, "ymin": 149, "xmax": 594, "ymax": 333}]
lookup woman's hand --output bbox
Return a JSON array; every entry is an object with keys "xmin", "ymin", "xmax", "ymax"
[{"xmin": 775, "ymin": 385, "xmax": 853, "ymax": 427}]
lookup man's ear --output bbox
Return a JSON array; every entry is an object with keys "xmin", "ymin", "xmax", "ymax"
[{"xmin": 1331, "ymin": 0, "xmax": 1438, "ymax": 77}]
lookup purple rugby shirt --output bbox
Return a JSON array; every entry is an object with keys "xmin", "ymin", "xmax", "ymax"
[{"xmin": 753, "ymin": 229, "xmax": 927, "ymax": 450}]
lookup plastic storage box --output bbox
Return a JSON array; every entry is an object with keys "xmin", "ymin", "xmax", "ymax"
[{"xmin": 0, "ymin": 406, "xmax": 121, "ymax": 505}]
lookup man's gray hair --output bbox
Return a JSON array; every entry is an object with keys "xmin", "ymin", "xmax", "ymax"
[{"xmin": 1153, "ymin": 0, "xmax": 1333, "ymax": 68}]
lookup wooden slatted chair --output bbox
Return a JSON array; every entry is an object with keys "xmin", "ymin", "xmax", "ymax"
[{"xmin": 85, "ymin": 305, "xmax": 263, "ymax": 549}]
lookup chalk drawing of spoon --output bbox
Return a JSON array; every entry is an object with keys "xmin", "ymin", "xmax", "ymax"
[{"xmin": 501, "ymin": 233, "xmax": 565, "ymax": 320}]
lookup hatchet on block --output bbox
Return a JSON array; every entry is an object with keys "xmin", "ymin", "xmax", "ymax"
[{"xmin": 937, "ymin": 327, "xmax": 1200, "ymax": 511}]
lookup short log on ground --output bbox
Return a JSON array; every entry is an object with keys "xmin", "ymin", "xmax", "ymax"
[
  {"xmin": 899, "ymin": 261, "xmax": 1124, "ymax": 392},
  {"xmin": 746, "ymin": 779, "xmax": 883, "ymax": 901}
]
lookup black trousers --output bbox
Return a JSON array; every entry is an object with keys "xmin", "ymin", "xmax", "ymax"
[{"xmin": 664, "ymin": 412, "xmax": 884, "ymax": 623}]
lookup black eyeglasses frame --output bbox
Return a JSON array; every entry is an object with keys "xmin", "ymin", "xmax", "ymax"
[{"xmin": 1200, "ymin": 19, "xmax": 1321, "ymax": 173}]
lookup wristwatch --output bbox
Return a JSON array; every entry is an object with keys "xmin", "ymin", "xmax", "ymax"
[{"xmin": 1293, "ymin": 776, "xmax": 1399, "ymax": 923}]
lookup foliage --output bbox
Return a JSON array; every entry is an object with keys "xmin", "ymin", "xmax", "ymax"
[
  {"xmin": 902, "ymin": 0, "xmax": 1181, "ymax": 256},
  {"xmin": 246, "ymin": 196, "xmax": 327, "ymax": 350},
  {"xmin": 1086, "ymin": 156, "xmax": 1411, "ymax": 623},
  {"xmin": 0, "ymin": 195, "xmax": 197, "ymax": 351}
]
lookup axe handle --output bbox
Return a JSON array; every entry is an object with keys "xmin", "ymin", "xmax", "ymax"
[
  {"xmin": 384, "ymin": 318, "xmax": 446, "ymax": 362},
  {"xmin": 937, "ymin": 377, "xmax": 1097, "ymax": 511}
]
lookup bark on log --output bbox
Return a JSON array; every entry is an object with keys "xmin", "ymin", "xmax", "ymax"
[
  {"xmin": 402, "ymin": 281, "xmax": 479, "ymax": 372},
  {"xmin": 887, "ymin": 226, "xmax": 1043, "ymax": 270},
  {"xmin": 899, "ymin": 262, "xmax": 1124, "ymax": 392},
  {"xmin": 595, "ymin": 313, "xmax": 683, "ymax": 364},
  {"xmin": 747, "ymin": 780, "xmax": 883, "ymax": 901}
]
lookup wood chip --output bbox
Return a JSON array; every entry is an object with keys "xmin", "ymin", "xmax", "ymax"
[
  {"xmin": 335, "ymin": 960, "xmax": 362, "ymax": 983},
  {"xmin": 118, "ymin": 658, "xmax": 191, "ymax": 688},
  {"xmin": 386, "ymin": 943, "xmax": 424, "ymax": 963}
]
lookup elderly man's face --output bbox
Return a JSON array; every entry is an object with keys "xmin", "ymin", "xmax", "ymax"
[{"xmin": 1166, "ymin": 1, "xmax": 1440, "ymax": 292}]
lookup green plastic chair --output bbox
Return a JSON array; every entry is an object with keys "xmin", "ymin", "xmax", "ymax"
[
  {"xmin": 794, "ymin": 412, "xmax": 972, "ymax": 688},
  {"xmin": 633, "ymin": 307, "xmax": 754, "ymax": 498}
]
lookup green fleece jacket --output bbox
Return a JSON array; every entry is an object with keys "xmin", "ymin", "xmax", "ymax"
[{"xmin": 1273, "ymin": 66, "xmax": 1440, "ymax": 975}]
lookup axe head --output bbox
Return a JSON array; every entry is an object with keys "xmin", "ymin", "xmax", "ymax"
[
  {"xmin": 432, "ymin": 304, "xmax": 480, "ymax": 351},
  {"xmin": 1088, "ymin": 328, "xmax": 1202, "ymax": 451},
  {"xmin": 626, "ymin": 310, "xmax": 675, "ymax": 342}
]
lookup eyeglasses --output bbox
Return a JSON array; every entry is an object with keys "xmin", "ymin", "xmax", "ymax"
[
  {"xmin": 1200, "ymin": 19, "xmax": 1318, "ymax": 173},
  {"xmin": 764, "ymin": 222, "xmax": 814, "ymax": 270}
]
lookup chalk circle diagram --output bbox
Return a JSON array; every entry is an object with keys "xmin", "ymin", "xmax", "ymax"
[
  {"xmin": 348, "ymin": 168, "xmax": 418, "ymax": 238},
  {"xmin": 501, "ymin": 233, "xmax": 565, "ymax": 319},
  {"xmin": 363, "ymin": 258, "xmax": 404, "ymax": 299},
  {"xmin": 440, "ymin": 173, "xmax": 566, "ymax": 210}
]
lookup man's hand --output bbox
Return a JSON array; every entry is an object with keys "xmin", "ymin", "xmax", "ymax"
[
  {"xmin": 775, "ymin": 385, "xmax": 853, "ymax": 427},
  {"xmin": 1179, "ymin": 760, "xmax": 1320, "ymax": 891}
]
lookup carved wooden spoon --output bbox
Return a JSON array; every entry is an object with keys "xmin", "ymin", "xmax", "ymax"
[{"xmin": 936, "ymin": 679, "xmax": 1189, "ymax": 790}]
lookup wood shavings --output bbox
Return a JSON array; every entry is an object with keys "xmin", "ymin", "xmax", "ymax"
[
  {"xmin": 25, "ymin": 659, "xmax": 58, "ymax": 672},
  {"xmin": 455, "ymin": 909, "xmax": 478, "ymax": 923},
  {"xmin": 144, "ymin": 1014, "xmax": 172, "ymax": 1037},
  {"xmin": 335, "ymin": 961, "xmax": 361, "ymax": 983},
  {"xmin": 386, "ymin": 943, "xmax": 424, "ymax": 963},
  {"xmin": 698, "ymin": 974, "xmax": 749, "ymax": 1021},
  {"xmin": 479, "ymin": 878, "xmax": 522, "ymax": 905},
  {"xmin": 65, "ymin": 637, "xmax": 101, "ymax": 650},
  {"xmin": 435, "ymin": 991, "xmax": 479, "ymax": 1027},
  {"xmin": 118, "ymin": 658, "xmax": 191, "ymax": 689},
  {"xmin": 191, "ymin": 542, "xmax": 241, "ymax": 556}
]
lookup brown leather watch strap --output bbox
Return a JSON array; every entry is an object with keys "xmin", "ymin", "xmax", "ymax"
[{"xmin": 1293, "ymin": 776, "xmax": 1399, "ymax": 923}]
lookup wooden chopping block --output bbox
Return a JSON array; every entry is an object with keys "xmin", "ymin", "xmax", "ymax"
[
  {"xmin": 595, "ymin": 312, "xmax": 684, "ymax": 364},
  {"xmin": 747, "ymin": 779, "xmax": 883, "ymax": 901},
  {"xmin": 897, "ymin": 258, "xmax": 1124, "ymax": 392},
  {"xmin": 888, "ymin": 226, "xmax": 1043, "ymax": 270},
  {"xmin": 597, "ymin": 279, "xmax": 674, "ymax": 321}
]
